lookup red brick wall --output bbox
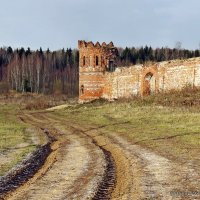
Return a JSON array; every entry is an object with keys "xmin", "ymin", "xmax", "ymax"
[
  {"xmin": 78, "ymin": 40, "xmax": 118, "ymax": 102},
  {"xmin": 102, "ymin": 58, "xmax": 200, "ymax": 100},
  {"xmin": 78, "ymin": 41, "xmax": 200, "ymax": 102}
]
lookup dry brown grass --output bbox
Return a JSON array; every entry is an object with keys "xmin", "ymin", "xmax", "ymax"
[
  {"xmin": 114, "ymin": 85, "xmax": 200, "ymax": 110},
  {"xmin": 0, "ymin": 92, "xmax": 77, "ymax": 110}
]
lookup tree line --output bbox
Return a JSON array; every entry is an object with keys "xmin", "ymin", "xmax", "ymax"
[
  {"xmin": 118, "ymin": 45, "xmax": 200, "ymax": 66},
  {"xmin": 0, "ymin": 44, "xmax": 200, "ymax": 95},
  {"xmin": 0, "ymin": 47, "xmax": 79, "ymax": 96}
]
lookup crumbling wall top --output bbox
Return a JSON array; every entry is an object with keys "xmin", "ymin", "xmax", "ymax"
[{"xmin": 78, "ymin": 40, "xmax": 115, "ymax": 49}]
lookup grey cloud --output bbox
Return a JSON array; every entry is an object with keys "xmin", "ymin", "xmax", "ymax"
[{"xmin": 0, "ymin": 0, "xmax": 199, "ymax": 50}]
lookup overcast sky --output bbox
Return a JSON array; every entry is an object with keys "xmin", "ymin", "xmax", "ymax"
[{"xmin": 0, "ymin": 0, "xmax": 199, "ymax": 50}]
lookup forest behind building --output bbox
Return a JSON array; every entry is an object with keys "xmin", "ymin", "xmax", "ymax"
[
  {"xmin": 0, "ymin": 44, "xmax": 199, "ymax": 96},
  {"xmin": 0, "ymin": 47, "xmax": 79, "ymax": 96}
]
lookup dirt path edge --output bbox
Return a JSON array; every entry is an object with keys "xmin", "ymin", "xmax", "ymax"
[{"xmin": 0, "ymin": 131, "xmax": 59, "ymax": 200}]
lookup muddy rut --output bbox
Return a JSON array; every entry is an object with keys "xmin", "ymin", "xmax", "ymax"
[
  {"xmin": 3, "ymin": 113, "xmax": 115, "ymax": 200},
  {"xmin": 1, "ymin": 111, "xmax": 200, "ymax": 200}
]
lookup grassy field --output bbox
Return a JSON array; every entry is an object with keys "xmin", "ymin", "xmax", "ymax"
[
  {"xmin": 53, "ymin": 89, "xmax": 200, "ymax": 166},
  {"xmin": 0, "ymin": 92, "xmax": 75, "ymax": 176},
  {"xmin": 0, "ymin": 104, "xmax": 37, "ymax": 176},
  {"xmin": 1, "ymin": 89, "xmax": 200, "ymax": 175}
]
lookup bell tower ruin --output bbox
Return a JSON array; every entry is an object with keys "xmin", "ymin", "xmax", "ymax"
[
  {"xmin": 78, "ymin": 40, "xmax": 118, "ymax": 102},
  {"xmin": 78, "ymin": 40, "xmax": 200, "ymax": 103}
]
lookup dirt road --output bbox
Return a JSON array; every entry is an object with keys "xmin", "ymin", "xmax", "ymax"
[{"xmin": 3, "ymin": 111, "xmax": 200, "ymax": 200}]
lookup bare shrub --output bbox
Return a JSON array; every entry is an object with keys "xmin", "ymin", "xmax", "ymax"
[{"xmin": 25, "ymin": 99, "xmax": 50, "ymax": 110}]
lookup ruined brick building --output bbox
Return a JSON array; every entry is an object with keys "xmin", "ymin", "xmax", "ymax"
[{"xmin": 79, "ymin": 40, "xmax": 200, "ymax": 102}]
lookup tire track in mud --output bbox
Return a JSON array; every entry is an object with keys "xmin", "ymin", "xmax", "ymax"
[
  {"xmin": 74, "ymin": 127, "xmax": 117, "ymax": 200},
  {"xmin": 73, "ymin": 121, "xmax": 200, "ymax": 200},
  {"xmin": 3, "ymin": 113, "xmax": 117, "ymax": 200},
  {"xmin": 4, "ymin": 110, "xmax": 198, "ymax": 200},
  {"xmin": 106, "ymin": 133, "xmax": 200, "ymax": 200},
  {"xmin": 30, "ymin": 112, "xmax": 118, "ymax": 199},
  {"xmin": 92, "ymin": 148, "xmax": 116, "ymax": 200},
  {"xmin": 32, "ymin": 113, "xmax": 117, "ymax": 200},
  {"xmin": 0, "ymin": 129, "xmax": 55, "ymax": 200}
]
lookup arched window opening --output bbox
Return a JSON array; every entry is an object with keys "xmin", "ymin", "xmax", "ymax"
[
  {"xmin": 143, "ymin": 72, "xmax": 156, "ymax": 96},
  {"xmin": 145, "ymin": 73, "xmax": 153, "ymax": 81},
  {"xmin": 96, "ymin": 56, "xmax": 99, "ymax": 66},
  {"xmin": 81, "ymin": 85, "xmax": 84, "ymax": 94},
  {"xmin": 83, "ymin": 56, "xmax": 86, "ymax": 66}
]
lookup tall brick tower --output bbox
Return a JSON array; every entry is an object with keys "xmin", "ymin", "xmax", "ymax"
[{"xmin": 78, "ymin": 40, "xmax": 118, "ymax": 102}]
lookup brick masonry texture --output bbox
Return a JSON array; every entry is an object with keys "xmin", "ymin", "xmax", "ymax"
[{"xmin": 79, "ymin": 41, "xmax": 200, "ymax": 102}]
